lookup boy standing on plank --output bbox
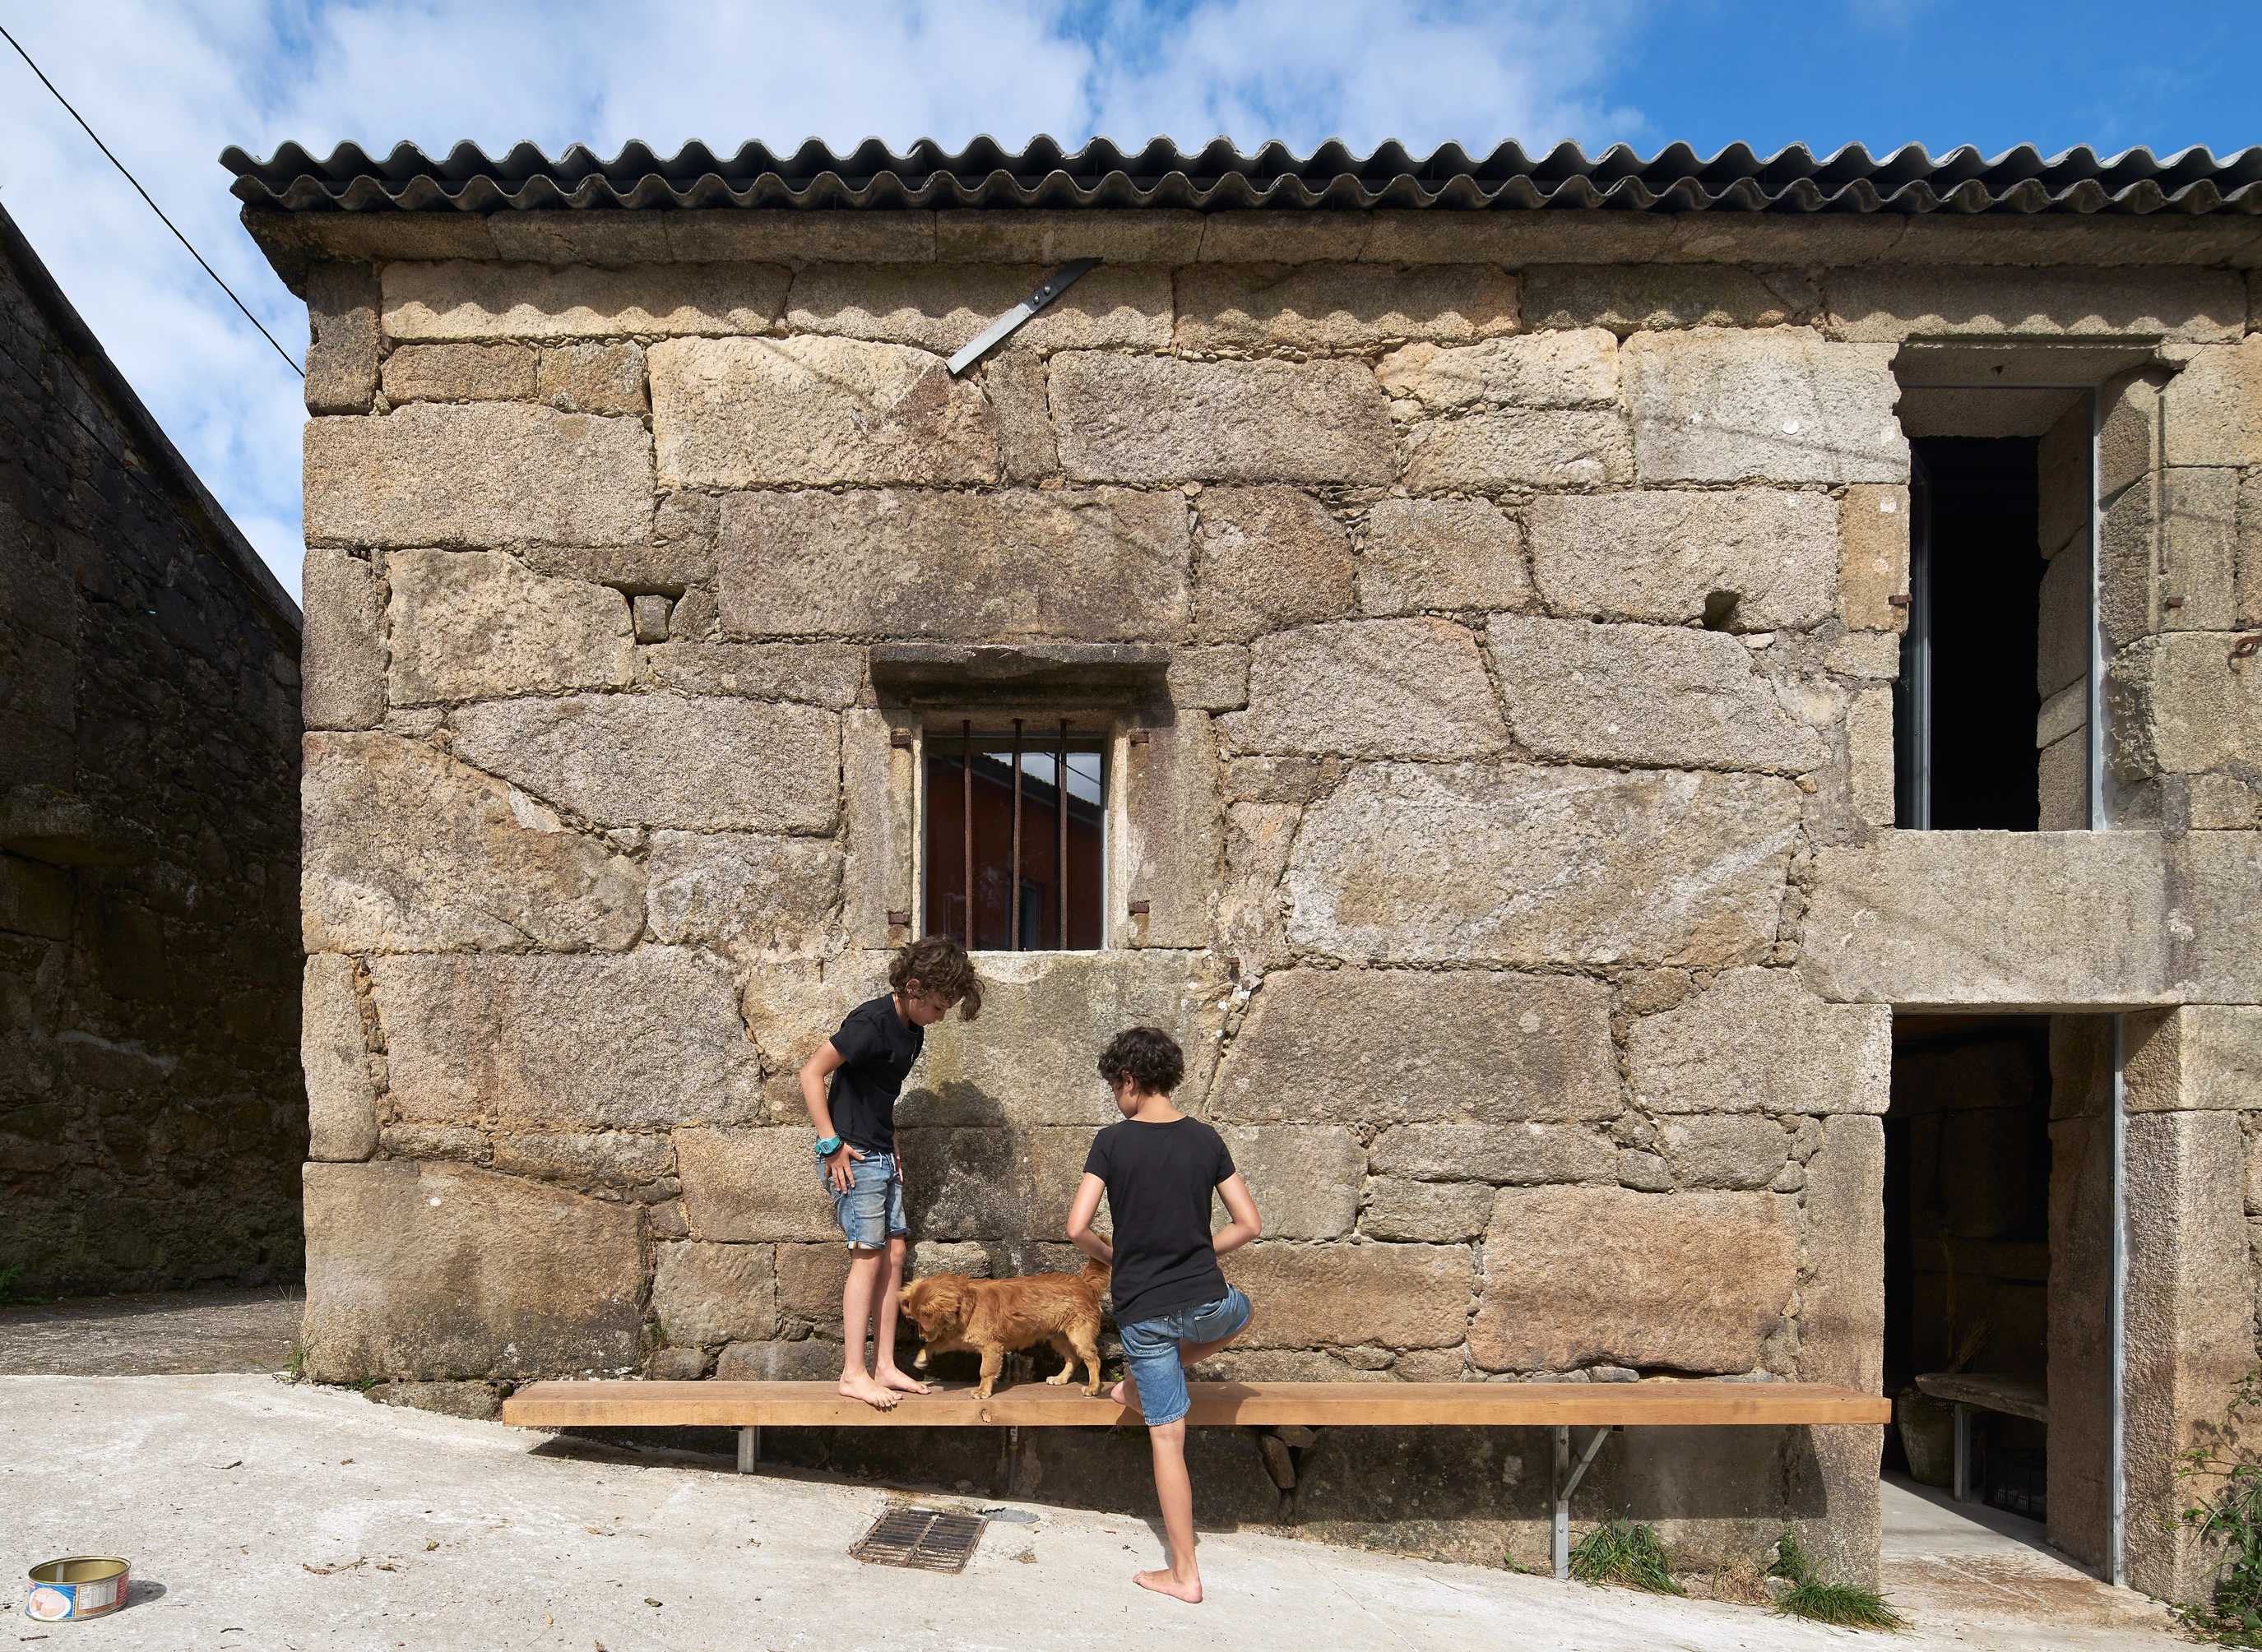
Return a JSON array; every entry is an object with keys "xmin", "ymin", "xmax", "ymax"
[
  {"xmin": 1066, "ymin": 1025, "xmax": 1263, "ymax": 1603},
  {"xmin": 799, "ymin": 936, "xmax": 983, "ymax": 1411}
]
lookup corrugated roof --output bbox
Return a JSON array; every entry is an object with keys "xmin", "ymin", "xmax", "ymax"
[{"xmin": 221, "ymin": 137, "xmax": 2262, "ymax": 215}]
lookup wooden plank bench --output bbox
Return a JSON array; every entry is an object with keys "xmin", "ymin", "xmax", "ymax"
[
  {"xmin": 502, "ymin": 1379, "xmax": 1890, "ymax": 1579},
  {"xmin": 1915, "ymin": 1372, "xmax": 2047, "ymax": 1506}
]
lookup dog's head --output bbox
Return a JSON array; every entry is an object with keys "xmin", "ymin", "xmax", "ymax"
[{"xmin": 898, "ymin": 1274, "xmax": 976, "ymax": 1344}]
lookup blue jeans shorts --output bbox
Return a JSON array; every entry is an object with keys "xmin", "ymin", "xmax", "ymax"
[
  {"xmin": 821, "ymin": 1150, "xmax": 907, "ymax": 1250},
  {"xmin": 1116, "ymin": 1285, "xmax": 1252, "ymax": 1428}
]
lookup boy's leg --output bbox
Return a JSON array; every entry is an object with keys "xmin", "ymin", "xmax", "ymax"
[
  {"xmin": 1137, "ymin": 1419, "xmax": 1203, "ymax": 1603},
  {"xmin": 838, "ymin": 1247, "xmax": 899, "ymax": 1409},
  {"xmin": 871, "ymin": 1234, "xmax": 928, "ymax": 1395}
]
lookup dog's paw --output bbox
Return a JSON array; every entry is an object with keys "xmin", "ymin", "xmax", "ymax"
[{"xmin": 1044, "ymin": 1369, "xmax": 1073, "ymax": 1386}]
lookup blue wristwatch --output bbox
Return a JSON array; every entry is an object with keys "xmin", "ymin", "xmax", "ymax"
[{"xmin": 813, "ymin": 1136, "xmax": 843, "ymax": 1159}]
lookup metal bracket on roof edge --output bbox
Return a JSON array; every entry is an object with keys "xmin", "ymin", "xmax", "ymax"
[{"xmin": 947, "ymin": 259, "xmax": 1101, "ymax": 377}]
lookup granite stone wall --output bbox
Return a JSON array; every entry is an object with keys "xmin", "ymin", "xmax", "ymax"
[
  {"xmin": 1, "ymin": 206, "xmax": 305, "ymax": 1294},
  {"xmin": 262, "ymin": 206, "xmax": 2262, "ymax": 1590}
]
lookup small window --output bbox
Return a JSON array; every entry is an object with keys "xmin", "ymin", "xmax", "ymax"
[{"xmin": 924, "ymin": 720, "xmax": 1106, "ymax": 951}]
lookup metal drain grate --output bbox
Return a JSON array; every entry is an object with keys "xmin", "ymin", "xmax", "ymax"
[{"xmin": 848, "ymin": 1507, "xmax": 987, "ymax": 1573}]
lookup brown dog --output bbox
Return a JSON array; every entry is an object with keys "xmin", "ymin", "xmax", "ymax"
[{"xmin": 899, "ymin": 1258, "xmax": 1110, "ymax": 1398}]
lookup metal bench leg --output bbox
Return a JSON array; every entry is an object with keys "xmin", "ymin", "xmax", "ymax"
[
  {"xmin": 1006, "ymin": 1426, "xmax": 1022, "ymax": 1497},
  {"xmin": 738, "ymin": 1426, "xmax": 760, "ymax": 1474},
  {"xmin": 1952, "ymin": 1404, "xmax": 1972, "ymax": 1503},
  {"xmin": 1551, "ymin": 1424, "xmax": 1612, "ymax": 1580}
]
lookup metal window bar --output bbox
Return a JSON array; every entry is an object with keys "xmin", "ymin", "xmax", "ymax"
[
  {"xmin": 1009, "ymin": 719, "xmax": 1023, "ymax": 951},
  {"xmin": 1058, "ymin": 720, "xmax": 1069, "ymax": 949},
  {"xmin": 961, "ymin": 720, "xmax": 973, "ymax": 949}
]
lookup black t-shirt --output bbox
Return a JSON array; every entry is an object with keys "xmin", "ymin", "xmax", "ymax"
[
  {"xmin": 826, "ymin": 995, "xmax": 923, "ymax": 1154},
  {"xmin": 1084, "ymin": 1118, "xmax": 1237, "ymax": 1329}
]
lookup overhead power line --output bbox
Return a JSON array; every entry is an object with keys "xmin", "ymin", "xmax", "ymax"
[{"xmin": 0, "ymin": 21, "xmax": 304, "ymax": 378}]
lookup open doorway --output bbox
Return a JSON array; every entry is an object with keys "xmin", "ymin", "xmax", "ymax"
[{"xmin": 1883, "ymin": 1012, "xmax": 2114, "ymax": 1571}]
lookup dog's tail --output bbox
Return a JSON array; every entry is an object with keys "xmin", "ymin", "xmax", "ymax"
[{"xmin": 1081, "ymin": 1256, "xmax": 1111, "ymax": 1291}]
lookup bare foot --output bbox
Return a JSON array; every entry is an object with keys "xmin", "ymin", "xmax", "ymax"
[
  {"xmin": 1108, "ymin": 1377, "xmax": 1143, "ymax": 1410},
  {"xmin": 1135, "ymin": 1569, "xmax": 1202, "ymax": 1603},
  {"xmin": 874, "ymin": 1365, "xmax": 929, "ymax": 1395},
  {"xmin": 839, "ymin": 1372, "xmax": 901, "ymax": 1410}
]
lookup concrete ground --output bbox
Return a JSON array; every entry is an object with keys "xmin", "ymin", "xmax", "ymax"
[
  {"xmin": 0, "ymin": 1292, "xmax": 2184, "ymax": 1650},
  {"xmin": 0, "ymin": 1289, "xmax": 301, "ymax": 1377}
]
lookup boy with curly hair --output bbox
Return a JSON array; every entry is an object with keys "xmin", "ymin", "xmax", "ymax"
[
  {"xmin": 1066, "ymin": 1025, "xmax": 1262, "ymax": 1602},
  {"xmin": 799, "ymin": 936, "xmax": 983, "ymax": 1410}
]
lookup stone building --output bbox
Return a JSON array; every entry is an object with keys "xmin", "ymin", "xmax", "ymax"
[
  {"xmin": 1, "ymin": 201, "xmax": 305, "ymax": 1293},
  {"xmin": 229, "ymin": 140, "xmax": 2262, "ymax": 1594}
]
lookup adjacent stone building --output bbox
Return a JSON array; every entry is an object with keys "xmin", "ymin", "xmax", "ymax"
[
  {"xmin": 1, "ymin": 202, "xmax": 305, "ymax": 1293},
  {"xmin": 229, "ymin": 139, "xmax": 2262, "ymax": 1595}
]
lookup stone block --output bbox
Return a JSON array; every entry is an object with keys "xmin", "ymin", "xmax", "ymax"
[
  {"xmin": 1400, "ymin": 409, "xmax": 1634, "ymax": 491},
  {"xmin": 2162, "ymin": 468, "xmax": 2239, "ymax": 631},
  {"xmin": 452, "ymin": 692, "xmax": 838, "ymax": 832},
  {"xmin": 1124, "ymin": 710, "xmax": 1223, "ymax": 950},
  {"xmin": 1839, "ymin": 484, "xmax": 1912, "ymax": 634},
  {"xmin": 934, "ymin": 209, "xmax": 1203, "ymax": 265},
  {"xmin": 0, "ymin": 854, "xmax": 72, "ymax": 943},
  {"xmin": 652, "ymin": 1242, "xmax": 776, "ymax": 1347},
  {"xmin": 785, "ymin": 263, "xmax": 1169, "ymax": 354},
  {"xmin": 647, "ymin": 831, "xmax": 841, "ymax": 958},
  {"xmin": 719, "ymin": 487, "xmax": 1187, "ymax": 641},
  {"xmin": 302, "ymin": 733, "xmax": 645, "ymax": 953},
  {"xmin": 1826, "ymin": 632, "xmax": 1901, "ymax": 680},
  {"xmin": 1211, "ymin": 969, "xmax": 1619, "ymax": 1125},
  {"xmin": 538, "ymin": 342, "xmax": 647, "ymax": 414},
  {"xmin": 1050, "ymin": 354, "xmax": 1395, "ymax": 484},
  {"xmin": 1798, "ymin": 831, "xmax": 2171, "ymax": 1006},
  {"xmin": 677, "ymin": 1127, "xmax": 842, "ymax": 1242},
  {"xmin": 1196, "ymin": 212, "xmax": 1375, "ymax": 263},
  {"xmin": 378, "ymin": 1124, "xmax": 487, "ymax": 1164},
  {"xmin": 1357, "ymin": 497, "xmax": 1528, "ymax": 616},
  {"xmin": 1286, "ymin": 762, "xmax": 1801, "ymax": 969},
  {"xmin": 2100, "ymin": 368, "xmax": 2164, "ymax": 502},
  {"xmin": 1370, "ymin": 1122, "xmax": 1614, "ymax": 1185},
  {"xmin": 304, "ymin": 262, "xmax": 380, "ymax": 414},
  {"xmin": 369, "ymin": 1381, "xmax": 502, "ymax": 1420},
  {"xmin": 1220, "ymin": 618, "xmax": 1507, "ymax": 758},
  {"xmin": 642, "ymin": 641, "xmax": 866, "ymax": 708},
  {"xmin": 1174, "ymin": 263, "xmax": 1518, "ymax": 353},
  {"xmin": 1471, "ymin": 1187, "xmax": 1797, "ymax": 1373},
  {"xmin": 300, "ymin": 549, "xmax": 384, "ymax": 730},
  {"xmin": 487, "ymin": 1131, "xmax": 674, "ymax": 1192},
  {"xmin": 1829, "ymin": 266, "xmax": 2244, "ymax": 345},
  {"xmin": 897, "ymin": 1127, "xmax": 1023, "ymax": 1239},
  {"xmin": 1221, "ymin": 1242, "xmax": 1473, "ymax": 1349},
  {"xmin": 304, "ymin": 403, "xmax": 652, "ymax": 548},
  {"xmin": 776, "ymin": 1243, "xmax": 853, "ymax": 1322},
  {"xmin": 1221, "ymin": 756, "xmax": 1347, "ymax": 805},
  {"xmin": 1216, "ymin": 1126, "xmax": 1363, "ymax": 1239},
  {"xmin": 1376, "ymin": 330, "xmax": 1619, "ymax": 412},
  {"xmin": 1521, "ymin": 265, "xmax": 1816, "ymax": 334},
  {"xmin": 2037, "ymin": 396, "xmax": 2091, "ymax": 558},
  {"xmin": 1360, "ymin": 1179, "xmax": 1495, "ymax": 1242},
  {"xmin": 301, "ymin": 1160, "xmax": 643, "ymax": 1381},
  {"xmin": 1166, "ymin": 646, "xmax": 1249, "ymax": 710},
  {"xmin": 2109, "ymin": 634, "xmax": 2262, "ymax": 778},
  {"xmin": 661, "ymin": 213, "xmax": 933, "ymax": 265},
  {"xmin": 2190, "ymin": 772, "xmax": 2262, "ymax": 831},
  {"xmin": 2241, "ymin": 473, "xmax": 2262, "ymax": 627},
  {"xmin": 1190, "ymin": 487, "xmax": 1356, "ymax": 642},
  {"xmin": 382, "ymin": 260, "xmax": 790, "ymax": 339},
  {"xmin": 648, "ymin": 335, "xmax": 999, "ymax": 487},
  {"xmin": 736, "ymin": 954, "xmax": 895, "ymax": 1090},
  {"xmin": 385, "ymin": 550, "xmax": 633, "ymax": 705},
  {"xmin": 633, "ymin": 595, "xmax": 671, "ymax": 643},
  {"xmin": 381, "ymin": 342, "xmax": 535, "ymax": 403},
  {"xmin": 1624, "ymin": 329, "xmax": 1907, "ymax": 485},
  {"xmin": 1527, "ymin": 488, "xmax": 1836, "ymax": 632},
  {"xmin": 2099, "ymin": 481, "xmax": 2158, "ymax": 652},
  {"xmin": 373, "ymin": 950, "xmax": 764, "ymax": 1128},
  {"xmin": 2038, "ymin": 729, "xmax": 2086, "ymax": 830},
  {"xmin": 2037, "ymin": 534, "xmax": 2091, "ymax": 697},
  {"xmin": 1214, "ymin": 800, "xmax": 1297, "ymax": 969},
  {"xmin": 1825, "ymin": 686, "xmax": 1893, "ymax": 837},
  {"xmin": 303, "ymin": 954, "xmax": 377, "ymax": 1162},
  {"xmin": 1802, "ymin": 1115, "xmax": 1886, "ymax": 1400},
  {"xmin": 1489, "ymin": 615, "xmax": 1826, "ymax": 774},
  {"xmin": 901, "ymin": 951, "xmax": 1227, "ymax": 1129},
  {"xmin": 716, "ymin": 1340, "xmax": 845, "ymax": 1381},
  {"xmin": 1657, "ymin": 1115, "xmax": 1792, "ymax": 1190},
  {"xmin": 1628, "ymin": 969, "xmax": 1891, "ymax": 1116},
  {"xmin": 841, "ymin": 708, "xmax": 912, "ymax": 949},
  {"xmin": 2124, "ymin": 1006, "xmax": 2262, "ymax": 1112}
]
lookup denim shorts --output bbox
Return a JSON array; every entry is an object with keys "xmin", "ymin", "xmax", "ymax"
[
  {"xmin": 1116, "ymin": 1285, "xmax": 1252, "ymax": 1427},
  {"xmin": 821, "ymin": 1150, "xmax": 906, "ymax": 1249}
]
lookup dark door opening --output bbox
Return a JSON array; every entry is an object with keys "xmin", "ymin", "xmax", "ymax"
[{"xmin": 1896, "ymin": 437, "xmax": 2044, "ymax": 831}]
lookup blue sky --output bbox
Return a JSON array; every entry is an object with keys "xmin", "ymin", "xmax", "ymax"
[{"xmin": 1, "ymin": 0, "xmax": 2253, "ymax": 604}]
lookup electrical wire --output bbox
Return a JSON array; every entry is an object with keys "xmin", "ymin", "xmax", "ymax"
[{"xmin": 0, "ymin": 21, "xmax": 304, "ymax": 378}]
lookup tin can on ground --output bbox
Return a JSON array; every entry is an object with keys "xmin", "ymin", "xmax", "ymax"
[{"xmin": 24, "ymin": 1557, "xmax": 129, "ymax": 1622}]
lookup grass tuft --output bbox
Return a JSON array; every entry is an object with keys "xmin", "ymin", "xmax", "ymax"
[
  {"xmin": 0, "ymin": 1261, "xmax": 49, "ymax": 1307},
  {"xmin": 1568, "ymin": 1516, "xmax": 1684, "ymax": 1595},
  {"xmin": 1768, "ymin": 1529, "xmax": 1903, "ymax": 1631}
]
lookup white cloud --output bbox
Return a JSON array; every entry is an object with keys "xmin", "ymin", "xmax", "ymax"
[{"xmin": 1, "ymin": 0, "xmax": 1636, "ymax": 604}]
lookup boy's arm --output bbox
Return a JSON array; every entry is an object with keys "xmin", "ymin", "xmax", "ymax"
[
  {"xmin": 1212, "ymin": 1172, "xmax": 1261, "ymax": 1256},
  {"xmin": 1064, "ymin": 1173, "xmax": 1111, "ymax": 1264},
  {"xmin": 799, "ymin": 1042, "xmax": 862, "ymax": 1192}
]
